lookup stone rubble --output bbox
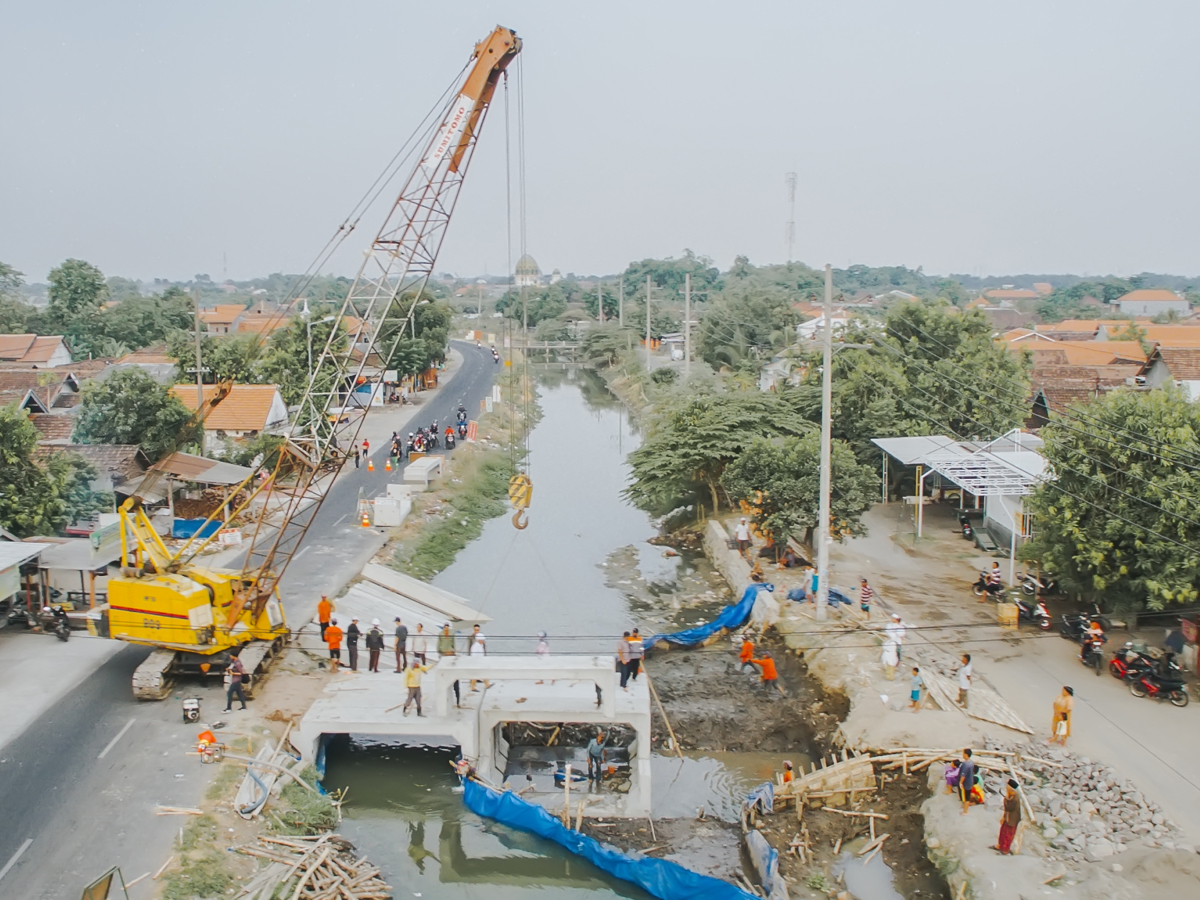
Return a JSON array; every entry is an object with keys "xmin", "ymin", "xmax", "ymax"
[{"xmin": 979, "ymin": 736, "xmax": 1195, "ymax": 866}]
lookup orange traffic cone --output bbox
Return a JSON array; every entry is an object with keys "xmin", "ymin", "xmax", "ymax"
[
  {"xmin": 367, "ymin": 458, "xmax": 374, "ymax": 472},
  {"xmin": 361, "ymin": 511, "xmax": 370, "ymax": 527},
  {"xmin": 385, "ymin": 458, "xmax": 392, "ymax": 472}
]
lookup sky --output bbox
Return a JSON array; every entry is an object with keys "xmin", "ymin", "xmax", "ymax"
[{"xmin": 4, "ymin": 1, "xmax": 1200, "ymax": 284}]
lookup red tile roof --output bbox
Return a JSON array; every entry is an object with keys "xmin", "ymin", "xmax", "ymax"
[{"xmin": 169, "ymin": 383, "xmax": 285, "ymax": 432}]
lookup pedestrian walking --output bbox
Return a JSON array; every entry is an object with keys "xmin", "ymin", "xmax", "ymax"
[
  {"xmin": 735, "ymin": 517, "xmax": 752, "ymax": 558},
  {"xmin": 909, "ymin": 666, "xmax": 924, "ymax": 712},
  {"xmin": 885, "ymin": 612, "xmax": 905, "ymax": 661},
  {"xmin": 957, "ymin": 653, "xmax": 972, "ymax": 708},
  {"xmin": 361, "ymin": 439, "xmax": 369, "ymax": 463},
  {"xmin": 346, "ymin": 617, "xmax": 361, "ymax": 671},
  {"xmin": 956, "ymin": 748, "xmax": 976, "ymax": 815},
  {"xmin": 437, "ymin": 623, "xmax": 460, "ymax": 706},
  {"xmin": 223, "ymin": 652, "xmax": 248, "ymax": 712},
  {"xmin": 393, "ymin": 617, "xmax": 409, "ymax": 672},
  {"xmin": 749, "ymin": 650, "xmax": 786, "ymax": 697},
  {"xmin": 1050, "ymin": 686, "xmax": 1074, "ymax": 746},
  {"xmin": 402, "ymin": 660, "xmax": 432, "ymax": 716},
  {"xmin": 469, "ymin": 625, "xmax": 489, "ymax": 691},
  {"xmin": 586, "ymin": 730, "xmax": 607, "ymax": 783},
  {"xmin": 994, "ymin": 779, "xmax": 1023, "ymax": 854},
  {"xmin": 618, "ymin": 631, "xmax": 632, "ymax": 690},
  {"xmin": 317, "ymin": 595, "xmax": 332, "ymax": 641},
  {"xmin": 626, "ymin": 629, "xmax": 644, "ymax": 683},
  {"xmin": 412, "ymin": 623, "xmax": 428, "ymax": 665},
  {"xmin": 366, "ymin": 618, "xmax": 385, "ymax": 672},
  {"xmin": 325, "ymin": 618, "xmax": 344, "ymax": 672},
  {"xmin": 859, "ymin": 578, "xmax": 874, "ymax": 618}
]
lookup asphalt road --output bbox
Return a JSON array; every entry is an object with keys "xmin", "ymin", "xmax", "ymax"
[{"xmin": 0, "ymin": 340, "xmax": 499, "ymax": 897}]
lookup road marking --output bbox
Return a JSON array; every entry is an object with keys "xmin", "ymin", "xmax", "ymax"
[
  {"xmin": 294, "ymin": 547, "xmax": 311, "ymax": 561},
  {"xmin": 97, "ymin": 718, "xmax": 136, "ymax": 760},
  {"xmin": 333, "ymin": 514, "xmax": 347, "ymax": 527},
  {"xmin": 0, "ymin": 839, "xmax": 32, "ymax": 882}
]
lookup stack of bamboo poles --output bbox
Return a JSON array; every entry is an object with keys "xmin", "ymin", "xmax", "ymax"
[{"xmin": 235, "ymin": 834, "xmax": 391, "ymax": 900}]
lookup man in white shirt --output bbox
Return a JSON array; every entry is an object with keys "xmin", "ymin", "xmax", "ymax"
[
  {"xmin": 735, "ymin": 518, "xmax": 752, "ymax": 558},
  {"xmin": 957, "ymin": 653, "xmax": 972, "ymax": 708},
  {"xmin": 411, "ymin": 623, "xmax": 428, "ymax": 665},
  {"xmin": 885, "ymin": 613, "xmax": 906, "ymax": 661},
  {"xmin": 470, "ymin": 624, "xmax": 490, "ymax": 691}
]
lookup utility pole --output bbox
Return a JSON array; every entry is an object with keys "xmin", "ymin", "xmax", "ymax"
[
  {"xmin": 597, "ymin": 281, "xmax": 604, "ymax": 324},
  {"xmin": 816, "ymin": 264, "xmax": 833, "ymax": 622},
  {"xmin": 645, "ymin": 275, "xmax": 652, "ymax": 370},
  {"xmin": 192, "ymin": 287, "xmax": 204, "ymax": 409},
  {"xmin": 684, "ymin": 272, "xmax": 691, "ymax": 381},
  {"xmin": 785, "ymin": 173, "xmax": 797, "ymax": 264},
  {"xmin": 618, "ymin": 278, "xmax": 624, "ymax": 327}
]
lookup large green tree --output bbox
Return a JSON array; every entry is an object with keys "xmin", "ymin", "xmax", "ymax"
[
  {"xmin": 698, "ymin": 284, "xmax": 801, "ymax": 368},
  {"xmin": 258, "ymin": 315, "xmax": 347, "ymax": 406},
  {"xmin": 101, "ymin": 286, "xmax": 193, "ymax": 350},
  {"xmin": 168, "ymin": 331, "xmax": 261, "ymax": 384},
  {"xmin": 622, "ymin": 250, "xmax": 722, "ymax": 299},
  {"xmin": 722, "ymin": 433, "xmax": 878, "ymax": 552},
  {"xmin": 625, "ymin": 390, "xmax": 813, "ymax": 514},
  {"xmin": 47, "ymin": 258, "xmax": 108, "ymax": 324},
  {"xmin": 0, "ymin": 262, "xmax": 34, "ymax": 332},
  {"xmin": 1023, "ymin": 388, "xmax": 1200, "ymax": 612},
  {"xmin": 0, "ymin": 406, "xmax": 102, "ymax": 536},
  {"xmin": 74, "ymin": 368, "xmax": 199, "ymax": 461}
]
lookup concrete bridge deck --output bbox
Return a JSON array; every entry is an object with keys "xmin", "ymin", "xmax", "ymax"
[{"xmin": 297, "ymin": 655, "xmax": 652, "ymax": 817}]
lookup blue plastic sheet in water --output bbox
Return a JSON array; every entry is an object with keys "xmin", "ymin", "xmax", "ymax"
[
  {"xmin": 743, "ymin": 781, "xmax": 774, "ymax": 816},
  {"xmin": 646, "ymin": 582, "xmax": 773, "ymax": 649},
  {"xmin": 462, "ymin": 779, "xmax": 757, "ymax": 900}
]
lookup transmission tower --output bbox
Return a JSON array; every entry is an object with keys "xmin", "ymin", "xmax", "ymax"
[{"xmin": 784, "ymin": 172, "xmax": 797, "ymax": 263}]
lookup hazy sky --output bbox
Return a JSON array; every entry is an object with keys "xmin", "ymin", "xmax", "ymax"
[{"xmin": 4, "ymin": 1, "xmax": 1200, "ymax": 283}]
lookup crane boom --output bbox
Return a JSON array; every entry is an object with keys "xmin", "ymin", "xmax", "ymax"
[{"xmin": 235, "ymin": 26, "xmax": 521, "ymax": 616}]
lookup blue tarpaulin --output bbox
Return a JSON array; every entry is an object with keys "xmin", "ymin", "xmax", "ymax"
[
  {"xmin": 646, "ymin": 582, "xmax": 773, "ymax": 649},
  {"xmin": 743, "ymin": 781, "xmax": 774, "ymax": 816},
  {"xmin": 172, "ymin": 518, "xmax": 222, "ymax": 540},
  {"xmin": 745, "ymin": 830, "xmax": 788, "ymax": 900},
  {"xmin": 462, "ymin": 779, "xmax": 756, "ymax": 900}
]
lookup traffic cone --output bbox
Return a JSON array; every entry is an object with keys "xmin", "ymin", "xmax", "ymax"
[
  {"xmin": 367, "ymin": 458, "xmax": 374, "ymax": 472},
  {"xmin": 385, "ymin": 458, "xmax": 392, "ymax": 472},
  {"xmin": 361, "ymin": 511, "xmax": 370, "ymax": 527}
]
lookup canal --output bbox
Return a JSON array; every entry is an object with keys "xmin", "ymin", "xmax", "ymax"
[{"xmin": 321, "ymin": 369, "xmax": 772, "ymax": 897}]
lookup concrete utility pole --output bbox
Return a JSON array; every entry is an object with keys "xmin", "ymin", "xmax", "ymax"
[
  {"xmin": 816, "ymin": 263, "xmax": 833, "ymax": 622},
  {"xmin": 684, "ymin": 272, "xmax": 691, "ymax": 381},
  {"xmin": 618, "ymin": 278, "xmax": 624, "ymax": 327},
  {"xmin": 597, "ymin": 281, "xmax": 604, "ymax": 324},
  {"xmin": 645, "ymin": 276, "xmax": 652, "ymax": 369},
  {"xmin": 192, "ymin": 287, "xmax": 204, "ymax": 409}
]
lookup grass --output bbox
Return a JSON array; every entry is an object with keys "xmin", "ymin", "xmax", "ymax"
[
  {"xmin": 161, "ymin": 814, "xmax": 233, "ymax": 900},
  {"xmin": 270, "ymin": 767, "xmax": 338, "ymax": 835},
  {"xmin": 204, "ymin": 762, "xmax": 242, "ymax": 801}
]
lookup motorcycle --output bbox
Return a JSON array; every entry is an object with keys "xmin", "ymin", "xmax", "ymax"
[
  {"xmin": 445, "ymin": 430, "xmax": 456, "ymax": 450},
  {"xmin": 457, "ymin": 420, "xmax": 468, "ymax": 439},
  {"xmin": 1059, "ymin": 605, "xmax": 1112, "ymax": 642},
  {"xmin": 1080, "ymin": 633, "xmax": 1106, "ymax": 675},
  {"xmin": 1129, "ymin": 668, "xmax": 1189, "ymax": 707},
  {"xmin": 1018, "ymin": 571, "xmax": 1059, "ymax": 596},
  {"xmin": 457, "ymin": 407, "xmax": 468, "ymax": 423},
  {"xmin": 1015, "ymin": 597, "xmax": 1052, "ymax": 630},
  {"xmin": 957, "ymin": 513, "xmax": 974, "ymax": 541},
  {"xmin": 971, "ymin": 571, "xmax": 1005, "ymax": 598},
  {"xmin": 1109, "ymin": 644, "xmax": 1179, "ymax": 682}
]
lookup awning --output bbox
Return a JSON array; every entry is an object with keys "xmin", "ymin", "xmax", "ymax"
[
  {"xmin": 871, "ymin": 435, "xmax": 966, "ymax": 466},
  {"xmin": 149, "ymin": 452, "xmax": 254, "ymax": 486},
  {"xmin": 922, "ymin": 449, "xmax": 1047, "ymax": 497},
  {"xmin": 0, "ymin": 541, "xmax": 53, "ymax": 572}
]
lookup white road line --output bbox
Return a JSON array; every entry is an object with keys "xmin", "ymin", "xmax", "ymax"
[
  {"xmin": 333, "ymin": 514, "xmax": 347, "ymax": 527},
  {"xmin": 97, "ymin": 718, "xmax": 136, "ymax": 760},
  {"xmin": 294, "ymin": 547, "xmax": 311, "ymax": 560},
  {"xmin": 0, "ymin": 839, "xmax": 32, "ymax": 882}
]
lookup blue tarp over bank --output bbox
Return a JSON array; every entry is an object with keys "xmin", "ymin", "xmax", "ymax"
[
  {"xmin": 462, "ymin": 779, "xmax": 756, "ymax": 900},
  {"xmin": 645, "ymin": 582, "xmax": 771, "ymax": 649}
]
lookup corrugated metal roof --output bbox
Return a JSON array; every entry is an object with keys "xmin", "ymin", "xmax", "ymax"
[
  {"xmin": 0, "ymin": 541, "xmax": 53, "ymax": 572},
  {"xmin": 871, "ymin": 435, "xmax": 966, "ymax": 466}
]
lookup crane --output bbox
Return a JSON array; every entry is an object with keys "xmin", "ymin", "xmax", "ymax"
[{"xmin": 100, "ymin": 26, "xmax": 522, "ymax": 699}]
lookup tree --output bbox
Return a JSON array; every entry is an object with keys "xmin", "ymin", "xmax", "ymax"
[
  {"xmin": 258, "ymin": 316, "xmax": 347, "ymax": 406},
  {"xmin": 583, "ymin": 286, "xmax": 621, "ymax": 320},
  {"xmin": 376, "ymin": 297, "xmax": 453, "ymax": 374},
  {"xmin": 100, "ymin": 286, "xmax": 193, "ymax": 350},
  {"xmin": 0, "ymin": 262, "xmax": 33, "ymax": 332},
  {"xmin": 722, "ymin": 433, "xmax": 878, "ymax": 553},
  {"xmin": 495, "ymin": 286, "xmax": 568, "ymax": 327},
  {"xmin": 622, "ymin": 250, "xmax": 722, "ymax": 299},
  {"xmin": 1023, "ymin": 388, "xmax": 1200, "ymax": 612},
  {"xmin": 47, "ymin": 259, "xmax": 108, "ymax": 324},
  {"xmin": 168, "ymin": 331, "xmax": 261, "ymax": 384},
  {"xmin": 625, "ymin": 390, "xmax": 813, "ymax": 514},
  {"xmin": 698, "ymin": 284, "xmax": 800, "ymax": 368},
  {"xmin": 74, "ymin": 368, "xmax": 199, "ymax": 461},
  {"xmin": 0, "ymin": 406, "xmax": 102, "ymax": 536}
]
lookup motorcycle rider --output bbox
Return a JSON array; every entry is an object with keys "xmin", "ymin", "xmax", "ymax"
[
  {"xmin": 1081, "ymin": 619, "xmax": 1106, "ymax": 664},
  {"xmin": 457, "ymin": 405, "xmax": 468, "ymax": 423},
  {"xmin": 985, "ymin": 563, "xmax": 1003, "ymax": 598}
]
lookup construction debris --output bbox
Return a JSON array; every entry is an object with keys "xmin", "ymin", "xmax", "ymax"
[{"xmin": 234, "ymin": 833, "xmax": 392, "ymax": 899}]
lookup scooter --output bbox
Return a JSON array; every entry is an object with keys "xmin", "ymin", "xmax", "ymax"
[
  {"xmin": 1059, "ymin": 605, "xmax": 1111, "ymax": 642},
  {"xmin": 957, "ymin": 514, "xmax": 974, "ymax": 541},
  {"xmin": 445, "ymin": 430, "xmax": 456, "ymax": 450},
  {"xmin": 457, "ymin": 420, "xmax": 468, "ymax": 439},
  {"xmin": 1109, "ymin": 644, "xmax": 1179, "ymax": 682},
  {"xmin": 1015, "ymin": 597, "xmax": 1052, "ymax": 630},
  {"xmin": 1018, "ymin": 571, "xmax": 1059, "ymax": 596},
  {"xmin": 971, "ymin": 571, "xmax": 1005, "ymax": 598},
  {"xmin": 1080, "ymin": 633, "xmax": 1106, "ymax": 675},
  {"xmin": 1129, "ymin": 668, "xmax": 1189, "ymax": 707}
]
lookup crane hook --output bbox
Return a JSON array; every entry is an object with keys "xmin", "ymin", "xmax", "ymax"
[{"xmin": 512, "ymin": 508, "xmax": 529, "ymax": 530}]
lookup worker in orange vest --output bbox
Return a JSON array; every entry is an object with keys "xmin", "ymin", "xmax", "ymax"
[
  {"xmin": 749, "ymin": 651, "xmax": 785, "ymax": 698},
  {"xmin": 317, "ymin": 595, "xmax": 333, "ymax": 641},
  {"xmin": 325, "ymin": 618, "xmax": 344, "ymax": 672},
  {"xmin": 738, "ymin": 633, "xmax": 755, "ymax": 673}
]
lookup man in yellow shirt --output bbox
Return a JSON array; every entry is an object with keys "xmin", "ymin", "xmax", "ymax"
[{"xmin": 403, "ymin": 660, "xmax": 433, "ymax": 717}]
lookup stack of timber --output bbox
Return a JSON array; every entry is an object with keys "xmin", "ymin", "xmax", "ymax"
[
  {"xmin": 920, "ymin": 669, "xmax": 1034, "ymax": 735},
  {"xmin": 235, "ymin": 834, "xmax": 391, "ymax": 899},
  {"xmin": 777, "ymin": 749, "xmax": 877, "ymax": 809}
]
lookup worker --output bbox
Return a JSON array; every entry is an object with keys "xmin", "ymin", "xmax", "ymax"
[
  {"xmin": 859, "ymin": 578, "xmax": 874, "ymax": 617},
  {"xmin": 402, "ymin": 659, "xmax": 433, "ymax": 717},
  {"xmin": 749, "ymin": 650, "xmax": 785, "ymax": 697},
  {"xmin": 325, "ymin": 618, "xmax": 344, "ymax": 672},
  {"xmin": 317, "ymin": 595, "xmax": 332, "ymax": 641},
  {"xmin": 469, "ymin": 625, "xmax": 490, "ymax": 692},
  {"xmin": 346, "ymin": 617, "xmax": 361, "ymax": 671},
  {"xmin": 626, "ymin": 629, "xmax": 644, "ymax": 683},
  {"xmin": 739, "ymin": 633, "xmax": 755, "ymax": 673},
  {"xmin": 366, "ymin": 618, "xmax": 385, "ymax": 673},
  {"xmin": 438, "ymin": 624, "xmax": 460, "ymax": 707},
  {"xmin": 394, "ymin": 617, "xmax": 409, "ymax": 672},
  {"xmin": 586, "ymin": 730, "xmax": 608, "ymax": 783},
  {"xmin": 412, "ymin": 623, "xmax": 429, "ymax": 666},
  {"xmin": 223, "ymin": 652, "xmax": 248, "ymax": 713},
  {"xmin": 782, "ymin": 760, "xmax": 794, "ymax": 784}
]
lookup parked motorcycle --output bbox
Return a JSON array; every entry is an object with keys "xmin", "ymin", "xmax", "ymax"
[
  {"xmin": 1015, "ymin": 597, "xmax": 1052, "ymax": 630},
  {"xmin": 1109, "ymin": 644, "xmax": 1180, "ymax": 682},
  {"xmin": 1059, "ymin": 605, "xmax": 1111, "ymax": 642},
  {"xmin": 1080, "ymin": 633, "xmax": 1106, "ymax": 675},
  {"xmin": 1018, "ymin": 571, "xmax": 1059, "ymax": 596},
  {"xmin": 1129, "ymin": 668, "xmax": 1189, "ymax": 707},
  {"xmin": 957, "ymin": 514, "xmax": 974, "ymax": 541}
]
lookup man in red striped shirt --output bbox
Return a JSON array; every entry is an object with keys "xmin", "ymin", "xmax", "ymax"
[{"xmin": 859, "ymin": 578, "xmax": 874, "ymax": 618}]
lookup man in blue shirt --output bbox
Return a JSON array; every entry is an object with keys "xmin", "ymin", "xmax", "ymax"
[{"xmin": 586, "ymin": 731, "xmax": 607, "ymax": 783}]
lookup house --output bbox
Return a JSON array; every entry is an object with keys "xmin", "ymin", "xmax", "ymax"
[
  {"xmin": 1000, "ymin": 333, "xmax": 1148, "ymax": 367},
  {"xmin": 1117, "ymin": 289, "xmax": 1189, "ymax": 317},
  {"xmin": 115, "ymin": 345, "xmax": 178, "ymax": 384},
  {"xmin": 33, "ymin": 444, "xmax": 150, "ymax": 493},
  {"xmin": 1032, "ymin": 283, "xmax": 1054, "ymax": 296},
  {"xmin": 0, "ymin": 334, "xmax": 73, "ymax": 368},
  {"xmin": 0, "ymin": 370, "xmax": 84, "ymax": 412},
  {"xmin": 28, "ymin": 413, "xmax": 77, "ymax": 444},
  {"xmin": 169, "ymin": 383, "xmax": 289, "ymax": 454},
  {"xmin": 796, "ymin": 311, "xmax": 849, "ymax": 341},
  {"xmin": 982, "ymin": 288, "xmax": 1040, "ymax": 304},
  {"xmin": 1028, "ymin": 364, "xmax": 1141, "ymax": 427},
  {"xmin": 1139, "ymin": 346, "xmax": 1200, "ymax": 401},
  {"xmin": 199, "ymin": 304, "xmax": 249, "ymax": 335}
]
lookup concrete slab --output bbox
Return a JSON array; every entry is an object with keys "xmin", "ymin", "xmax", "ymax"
[{"xmin": 360, "ymin": 563, "xmax": 492, "ymax": 625}]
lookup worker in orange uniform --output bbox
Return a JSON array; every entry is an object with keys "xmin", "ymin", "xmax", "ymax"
[
  {"xmin": 325, "ymin": 617, "xmax": 344, "ymax": 672},
  {"xmin": 317, "ymin": 595, "xmax": 333, "ymax": 641},
  {"xmin": 749, "ymin": 650, "xmax": 785, "ymax": 698},
  {"xmin": 782, "ymin": 760, "xmax": 795, "ymax": 783},
  {"xmin": 739, "ymin": 633, "xmax": 755, "ymax": 673}
]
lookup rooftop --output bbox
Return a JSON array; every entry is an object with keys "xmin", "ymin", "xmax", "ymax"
[
  {"xmin": 169, "ymin": 383, "xmax": 285, "ymax": 432},
  {"xmin": 1118, "ymin": 289, "xmax": 1182, "ymax": 303},
  {"xmin": 1148, "ymin": 346, "xmax": 1200, "ymax": 381}
]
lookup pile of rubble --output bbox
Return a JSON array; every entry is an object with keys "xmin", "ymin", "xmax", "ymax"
[{"xmin": 980, "ymin": 738, "xmax": 1195, "ymax": 864}]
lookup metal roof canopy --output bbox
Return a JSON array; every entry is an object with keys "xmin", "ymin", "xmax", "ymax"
[
  {"xmin": 871, "ymin": 435, "xmax": 966, "ymax": 467},
  {"xmin": 0, "ymin": 541, "xmax": 53, "ymax": 572},
  {"xmin": 923, "ymin": 449, "xmax": 1046, "ymax": 497}
]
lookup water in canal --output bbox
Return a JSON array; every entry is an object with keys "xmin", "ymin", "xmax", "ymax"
[{"xmin": 321, "ymin": 370, "xmax": 758, "ymax": 897}]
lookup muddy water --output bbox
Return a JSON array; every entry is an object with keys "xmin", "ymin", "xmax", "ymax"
[{"xmin": 323, "ymin": 370, "xmax": 767, "ymax": 896}]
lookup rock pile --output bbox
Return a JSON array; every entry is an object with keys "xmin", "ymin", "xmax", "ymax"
[{"xmin": 980, "ymin": 737, "xmax": 1195, "ymax": 865}]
